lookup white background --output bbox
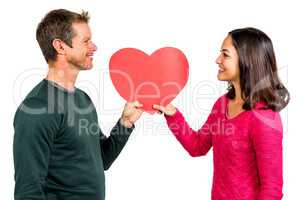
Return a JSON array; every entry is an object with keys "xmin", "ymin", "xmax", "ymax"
[{"xmin": 0, "ymin": 0, "xmax": 299, "ymax": 199}]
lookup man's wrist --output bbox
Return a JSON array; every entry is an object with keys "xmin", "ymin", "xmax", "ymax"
[{"xmin": 120, "ymin": 117, "xmax": 133, "ymax": 128}]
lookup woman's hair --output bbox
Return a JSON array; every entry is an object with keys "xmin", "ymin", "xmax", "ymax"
[{"xmin": 226, "ymin": 27, "xmax": 290, "ymax": 111}]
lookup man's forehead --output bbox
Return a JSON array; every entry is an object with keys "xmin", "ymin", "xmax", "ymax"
[{"xmin": 72, "ymin": 22, "xmax": 91, "ymax": 37}]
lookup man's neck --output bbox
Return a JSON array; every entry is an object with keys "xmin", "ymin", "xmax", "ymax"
[{"xmin": 46, "ymin": 61, "xmax": 79, "ymax": 92}]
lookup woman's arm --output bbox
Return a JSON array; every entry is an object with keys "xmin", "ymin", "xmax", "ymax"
[
  {"xmin": 164, "ymin": 109, "xmax": 214, "ymax": 157},
  {"xmin": 154, "ymin": 100, "xmax": 219, "ymax": 157},
  {"xmin": 251, "ymin": 110, "xmax": 283, "ymax": 200}
]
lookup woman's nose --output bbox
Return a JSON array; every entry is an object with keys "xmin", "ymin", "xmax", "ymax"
[{"xmin": 215, "ymin": 54, "xmax": 222, "ymax": 64}]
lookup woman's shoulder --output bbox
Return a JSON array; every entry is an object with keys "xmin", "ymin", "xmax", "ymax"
[
  {"xmin": 211, "ymin": 94, "xmax": 228, "ymax": 111},
  {"xmin": 250, "ymin": 103, "xmax": 282, "ymax": 132},
  {"xmin": 251, "ymin": 101, "xmax": 280, "ymax": 117}
]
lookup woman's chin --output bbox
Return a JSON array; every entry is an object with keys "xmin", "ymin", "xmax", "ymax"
[{"xmin": 217, "ymin": 74, "xmax": 227, "ymax": 81}]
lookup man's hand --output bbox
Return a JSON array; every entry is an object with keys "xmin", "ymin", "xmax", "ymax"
[
  {"xmin": 153, "ymin": 104, "xmax": 177, "ymax": 116},
  {"xmin": 120, "ymin": 101, "xmax": 144, "ymax": 128}
]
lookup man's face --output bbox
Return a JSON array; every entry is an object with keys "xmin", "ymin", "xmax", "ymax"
[{"xmin": 65, "ymin": 22, "xmax": 97, "ymax": 70}]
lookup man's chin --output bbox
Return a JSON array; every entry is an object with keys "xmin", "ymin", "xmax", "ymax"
[{"xmin": 78, "ymin": 64, "xmax": 93, "ymax": 70}]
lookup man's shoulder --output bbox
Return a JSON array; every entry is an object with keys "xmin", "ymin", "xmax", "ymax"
[
  {"xmin": 17, "ymin": 80, "xmax": 48, "ymax": 109},
  {"xmin": 14, "ymin": 79, "xmax": 62, "ymax": 121},
  {"xmin": 75, "ymin": 87, "xmax": 93, "ymax": 102},
  {"xmin": 76, "ymin": 87, "xmax": 89, "ymax": 96},
  {"xmin": 24, "ymin": 79, "xmax": 49, "ymax": 101}
]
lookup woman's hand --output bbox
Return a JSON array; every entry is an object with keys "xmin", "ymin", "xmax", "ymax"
[{"xmin": 153, "ymin": 104, "xmax": 177, "ymax": 116}]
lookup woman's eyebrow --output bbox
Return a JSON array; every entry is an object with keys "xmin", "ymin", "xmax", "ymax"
[{"xmin": 220, "ymin": 48, "xmax": 230, "ymax": 52}]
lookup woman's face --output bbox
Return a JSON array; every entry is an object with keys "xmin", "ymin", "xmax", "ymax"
[{"xmin": 215, "ymin": 35, "xmax": 240, "ymax": 82}]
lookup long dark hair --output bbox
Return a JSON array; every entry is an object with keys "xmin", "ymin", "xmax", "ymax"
[{"xmin": 226, "ymin": 27, "xmax": 290, "ymax": 111}]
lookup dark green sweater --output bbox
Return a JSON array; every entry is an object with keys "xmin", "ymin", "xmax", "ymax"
[{"xmin": 13, "ymin": 79, "xmax": 134, "ymax": 200}]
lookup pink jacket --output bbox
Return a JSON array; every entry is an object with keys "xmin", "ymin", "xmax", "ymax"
[{"xmin": 165, "ymin": 95, "xmax": 283, "ymax": 200}]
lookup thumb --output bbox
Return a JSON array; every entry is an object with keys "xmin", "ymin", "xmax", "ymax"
[
  {"xmin": 153, "ymin": 104, "xmax": 165, "ymax": 113},
  {"xmin": 131, "ymin": 101, "xmax": 143, "ymax": 107}
]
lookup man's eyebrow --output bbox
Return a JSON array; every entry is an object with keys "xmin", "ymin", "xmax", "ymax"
[{"xmin": 82, "ymin": 36, "xmax": 91, "ymax": 41}]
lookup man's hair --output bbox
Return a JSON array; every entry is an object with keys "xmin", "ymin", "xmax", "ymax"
[{"xmin": 36, "ymin": 9, "xmax": 90, "ymax": 63}]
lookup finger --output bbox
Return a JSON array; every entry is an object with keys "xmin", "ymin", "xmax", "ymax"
[
  {"xmin": 132, "ymin": 101, "xmax": 143, "ymax": 108},
  {"xmin": 153, "ymin": 104, "xmax": 159, "ymax": 110},
  {"xmin": 153, "ymin": 105, "xmax": 163, "ymax": 114},
  {"xmin": 153, "ymin": 104, "xmax": 165, "ymax": 113},
  {"xmin": 153, "ymin": 104, "xmax": 161, "ymax": 110},
  {"xmin": 136, "ymin": 103, "xmax": 143, "ymax": 108}
]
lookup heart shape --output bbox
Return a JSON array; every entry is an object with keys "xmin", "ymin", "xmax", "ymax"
[{"xmin": 109, "ymin": 47, "xmax": 189, "ymax": 114}]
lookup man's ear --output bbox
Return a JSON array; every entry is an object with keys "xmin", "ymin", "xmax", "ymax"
[{"xmin": 52, "ymin": 39, "xmax": 66, "ymax": 55}]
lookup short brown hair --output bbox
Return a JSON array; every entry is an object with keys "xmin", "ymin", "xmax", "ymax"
[{"xmin": 36, "ymin": 9, "xmax": 90, "ymax": 63}]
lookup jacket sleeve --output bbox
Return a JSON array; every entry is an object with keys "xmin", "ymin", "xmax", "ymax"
[
  {"xmin": 251, "ymin": 110, "xmax": 283, "ymax": 200},
  {"xmin": 99, "ymin": 120, "xmax": 134, "ymax": 170},
  {"xmin": 164, "ymin": 102, "xmax": 218, "ymax": 157},
  {"xmin": 13, "ymin": 98, "xmax": 60, "ymax": 200}
]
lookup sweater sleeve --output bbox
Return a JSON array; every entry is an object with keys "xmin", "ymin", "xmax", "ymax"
[
  {"xmin": 251, "ymin": 110, "xmax": 283, "ymax": 200},
  {"xmin": 99, "ymin": 120, "xmax": 134, "ymax": 170},
  {"xmin": 164, "ymin": 101, "xmax": 219, "ymax": 157},
  {"xmin": 13, "ymin": 98, "xmax": 60, "ymax": 200}
]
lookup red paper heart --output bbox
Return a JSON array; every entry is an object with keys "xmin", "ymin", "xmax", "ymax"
[{"xmin": 109, "ymin": 47, "xmax": 189, "ymax": 114}]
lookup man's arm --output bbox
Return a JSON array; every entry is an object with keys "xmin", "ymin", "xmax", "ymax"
[
  {"xmin": 13, "ymin": 98, "xmax": 59, "ymax": 200},
  {"xmin": 99, "ymin": 101, "xmax": 143, "ymax": 170},
  {"xmin": 99, "ymin": 120, "xmax": 134, "ymax": 170}
]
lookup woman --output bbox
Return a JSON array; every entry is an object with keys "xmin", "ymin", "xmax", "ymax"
[{"xmin": 153, "ymin": 27, "xmax": 289, "ymax": 200}]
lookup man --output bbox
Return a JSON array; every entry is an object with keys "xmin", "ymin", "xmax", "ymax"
[{"xmin": 13, "ymin": 9, "xmax": 143, "ymax": 200}]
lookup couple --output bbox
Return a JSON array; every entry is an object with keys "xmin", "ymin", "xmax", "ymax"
[{"xmin": 13, "ymin": 9, "xmax": 289, "ymax": 200}]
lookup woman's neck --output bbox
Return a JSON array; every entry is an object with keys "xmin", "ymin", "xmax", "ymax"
[{"xmin": 231, "ymin": 80, "xmax": 244, "ymax": 103}]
